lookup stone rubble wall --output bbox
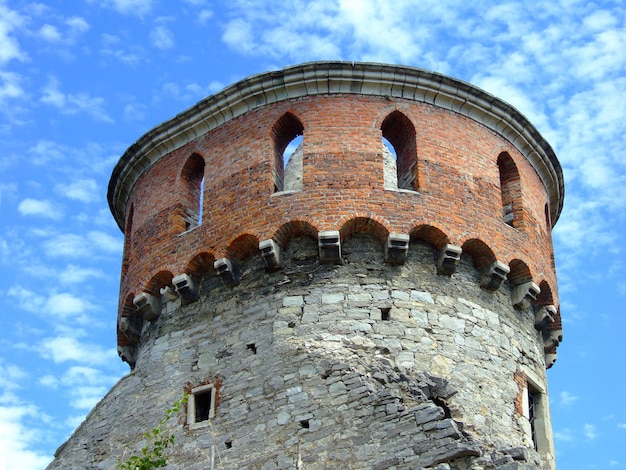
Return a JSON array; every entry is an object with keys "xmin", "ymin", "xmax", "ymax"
[{"xmin": 48, "ymin": 236, "xmax": 548, "ymax": 469}]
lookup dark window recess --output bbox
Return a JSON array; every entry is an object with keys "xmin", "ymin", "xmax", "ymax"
[
  {"xmin": 528, "ymin": 388, "xmax": 538, "ymax": 450},
  {"xmin": 299, "ymin": 419, "xmax": 310, "ymax": 428},
  {"xmin": 247, "ymin": 343, "xmax": 257, "ymax": 354},
  {"xmin": 195, "ymin": 388, "xmax": 213, "ymax": 422},
  {"xmin": 380, "ymin": 307, "xmax": 391, "ymax": 321}
]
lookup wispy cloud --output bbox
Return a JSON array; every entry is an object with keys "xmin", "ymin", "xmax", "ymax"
[
  {"xmin": 97, "ymin": 0, "xmax": 154, "ymax": 17},
  {"xmin": 41, "ymin": 76, "xmax": 114, "ymax": 123},
  {"xmin": 18, "ymin": 198, "xmax": 63, "ymax": 219},
  {"xmin": 55, "ymin": 179, "xmax": 99, "ymax": 203},
  {"xmin": 150, "ymin": 25, "xmax": 174, "ymax": 50},
  {"xmin": 38, "ymin": 335, "xmax": 117, "ymax": 365},
  {"xmin": 584, "ymin": 423, "xmax": 598, "ymax": 441},
  {"xmin": 559, "ymin": 391, "xmax": 579, "ymax": 407}
]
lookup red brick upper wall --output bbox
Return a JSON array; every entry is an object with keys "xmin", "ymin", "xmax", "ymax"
[{"xmin": 108, "ymin": 62, "xmax": 564, "ymax": 346}]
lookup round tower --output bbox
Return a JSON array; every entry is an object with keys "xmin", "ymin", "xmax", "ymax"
[{"xmin": 49, "ymin": 62, "xmax": 564, "ymax": 470}]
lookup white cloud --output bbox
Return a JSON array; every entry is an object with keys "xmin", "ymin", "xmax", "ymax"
[
  {"xmin": 59, "ymin": 265, "xmax": 107, "ymax": 284},
  {"xmin": 150, "ymin": 25, "xmax": 174, "ymax": 50},
  {"xmin": 18, "ymin": 198, "xmax": 63, "ymax": 219},
  {"xmin": 584, "ymin": 423, "xmax": 598, "ymax": 440},
  {"xmin": 99, "ymin": 0, "xmax": 154, "ymax": 17},
  {"xmin": 55, "ymin": 179, "xmax": 99, "ymax": 203},
  {"xmin": 559, "ymin": 390, "xmax": 579, "ymax": 406},
  {"xmin": 554, "ymin": 428, "xmax": 573, "ymax": 441},
  {"xmin": 39, "ymin": 24, "xmax": 62, "ymax": 42},
  {"xmin": 41, "ymin": 77, "xmax": 114, "ymax": 123},
  {"xmin": 0, "ymin": 2, "xmax": 26, "ymax": 64},
  {"xmin": 28, "ymin": 140, "xmax": 66, "ymax": 165},
  {"xmin": 88, "ymin": 231, "xmax": 123, "ymax": 253},
  {"xmin": 38, "ymin": 335, "xmax": 117, "ymax": 365},
  {"xmin": 0, "ymin": 70, "xmax": 25, "ymax": 103},
  {"xmin": 0, "ymin": 394, "xmax": 52, "ymax": 470}
]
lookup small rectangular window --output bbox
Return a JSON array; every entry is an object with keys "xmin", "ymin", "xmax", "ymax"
[{"xmin": 188, "ymin": 383, "xmax": 215, "ymax": 426}]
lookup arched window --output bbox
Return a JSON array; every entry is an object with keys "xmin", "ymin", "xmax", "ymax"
[
  {"xmin": 121, "ymin": 204, "xmax": 134, "ymax": 278},
  {"xmin": 272, "ymin": 112, "xmax": 304, "ymax": 193},
  {"xmin": 497, "ymin": 152, "xmax": 522, "ymax": 228},
  {"xmin": 180, "ymin": 153, "xmax": 205, "ymax": 231},
  {"xmin": 381, "ymin": 111, "xmax": 417, "ymax": 190}
]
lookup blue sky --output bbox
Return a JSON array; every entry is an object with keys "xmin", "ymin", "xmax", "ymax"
[{"xmin": 0, "ymin": 1, "xmax": 624, "ymax": 469}]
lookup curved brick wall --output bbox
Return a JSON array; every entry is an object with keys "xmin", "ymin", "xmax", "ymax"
[{"xmin": 56, "ymin": 61, "xmax": 566, "ymax": 469}]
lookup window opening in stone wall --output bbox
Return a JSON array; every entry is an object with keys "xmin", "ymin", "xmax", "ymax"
[
  {"xmin": 497, "ymin": 152, "xmax": 522, "ymax": 228},
  {"xmin": 180, "ymin": 153, "xmax": 205, "ymax": 231},
  {"xmin": 187, "ymin": 383, "xmax": 215, "ymax": 425},
  {"xmin": 527, "ymin": 387, "xmax": 538, "ymax": 450},
  {"xmin": 380, "ymin": 307, "xmax": 391, "ymax": 321},
  {"xmin": 272, "ymin": 112, "xmax": 304, "ymax": 193},
  {"xmin": 381, "ymin": 111, "xmax": 417, "ymax": 190}
]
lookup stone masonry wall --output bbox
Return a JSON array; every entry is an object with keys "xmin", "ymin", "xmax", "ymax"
[{"xmin": 49, "ymin": 236, "xmax": 550, "ymax": 469}]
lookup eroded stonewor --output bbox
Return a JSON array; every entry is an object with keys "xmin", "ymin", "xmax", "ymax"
[{"xmin": 49, "ymin": 62, "xmax": 564, "ymax": 470}]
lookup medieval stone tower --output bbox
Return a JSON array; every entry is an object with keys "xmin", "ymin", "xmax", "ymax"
[{"xmin": 48, "ymin": 62, "xmax": 564, "ymax": 470}]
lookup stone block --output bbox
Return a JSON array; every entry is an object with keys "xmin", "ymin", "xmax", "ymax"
[
  {"xmin": 259, "ymin": 239, "xmax": 282, "ymax": 271},
  {"xmin": 385, "ymin": 232, "xmax": 410, "ymax": 265},
  {"xmin": 318, "ymin": 230, "xmax": 342, "ymax": 264},
  {"xmin": 480, "ymin": 260, "xmax": 510, "ymax": 291}
]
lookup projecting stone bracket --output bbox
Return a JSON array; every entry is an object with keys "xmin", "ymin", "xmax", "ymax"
[
  {"xmin": 511, "ymin": 282, "xmax": 540, "ymax": 310},
  {"xmin": 543, "ymin": 329, "xmax": 563, "ymax": 351},
  {"xmin": 545, "ymin": 352, "xmax": 557, "ymax": 369},
  {"xmin": 214, "ymin": 258, "xmax": 240, "ymax": 287},
  {"xmin": 117, "ymin": 344, "xmax": 137, "ymax": 368},
  {"xmin": 385, "ymin": 233, "xmax": 410, "ymax": 265},
  {"xmin": 437, "ymin": 244, "xmax": 462, "ymax": 275},
  {"xmin": 173, "ymin": 273, "xmax": 199, "ymax": 304},
  {"xmin": 318, "ymin": 230, "xmax": 342, "ymax": 264},
  {"xmin": 259, "ymin": 239, "xmax": 282, "ymax": 271},
  {"xmin": 159, "ymin": 285, "xmax": 178, "ymax": 301},
  {"xmin": 534, "ymin": 304, "xmax": 557, "ymax": 331},
  {"xmin": 480, "ymin": 261, "xmax": 510, "ymax": 291},
  {"xmin": 119, "ymin": 315, "xmax": 142, "ymax": 342},
  {"xmin": 133, "ymin": 292, "xmax": 162, "ymax": 321}
]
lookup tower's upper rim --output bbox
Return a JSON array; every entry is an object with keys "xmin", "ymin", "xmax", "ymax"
[{"xmin": 107, "ymin": 61, "xmax": 564, "ymax": 231}]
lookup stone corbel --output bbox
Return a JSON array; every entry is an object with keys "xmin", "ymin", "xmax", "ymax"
[
  {"xmin": 214, "ymin": 258, "xmax": 240, "ymax": 287},
  {"xmin": 437, "ymin": 244, "xmax": 462, "ymax": 275},
  {"xmin": 511, "ymin": 281, "xmax": 540, "ymax": 310},
  {"xmin": 543, "ymin": 329, "xmax": 563, "ymax": 351},
  {"xmin": 534, "ymin": 304, "xmax": 556, "ymax": 331},
  {"xmin": 545, "ymin": 352, "xmax": 557, "ymax": 369},
  {"xmin": 173, "ymin": 273, "xmax": 199, "ymax": 304},
  {"xmin": 119, "ymin": 315, "xmax": 142, "ymax": 342},
  {"xmin": 480, "ymin": 261, "xmax": 510, "ymax": 291},
  {"xmin": 117, "ymin": 344, "xmax": 137, "ymax": 368},
  {"xmin": 133, "ymin": 292, "xmax": 162, "ymax": 321},
  {"xmin": 318, "ymin": 230, "xmax": 342, "ymax": 264},
  {"xmin": 159, "ymin": 285, "xmax": 179, "ymax": 301},
  {"xmin": 259, "ymin": 239, "xmax": 282, "ymax": 271},
  {"xmin": 385, "ymin": 233, "xmax": 410, "ymax": 265}
]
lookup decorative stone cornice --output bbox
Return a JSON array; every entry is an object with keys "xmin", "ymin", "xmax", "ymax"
[{"xmin": 108, "ymin": 61, "xmax": 564, "ymax": 231}]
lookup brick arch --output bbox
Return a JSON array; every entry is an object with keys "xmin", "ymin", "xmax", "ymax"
[
  {"xmin": 178, "ymin": 153, "xmax": 206, "ymax": 231},
  {"xmin": 226, "ymin": 233, "xmax": 260, "ymax": 261},
  {"xmin": 339, "ymin": 216, "xmax": 390, "ymax": 244},
  {"xmin": 508, "ymin": 259, "xmax": 534, "ymax": 286},
  {"xmin": 461, "ymin": 238, "xmax": 496, "ymax": 270},
  {"xmin": 497, "ymin": 151, "xmax": 523, "ymax": 229},
  {"xmin": 271, "ymin": 111, "xmax": 304, "ymax": 192},
  {"xmin": 380, "ymin": 109, "xmax": 418, "ymax": 190},
  {"xmin": 536, "ymin": 280, "xmax": 554, "ymax": 306},
  {"xmin": 185, "ymin": 251, "xmax": 216, "ymax": 278},
  {"xmin": 144, "ymin": 270, "xmax": 174, "ymax": 297},
  {"xmin": 410, "ymin": 224, "xmax": 450, "ymax": 250},
  {"xmin": 271, "ymin": 219, "xmax": 320, "ymax": 248}
]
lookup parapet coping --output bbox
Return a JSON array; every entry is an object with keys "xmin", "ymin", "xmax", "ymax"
[{"xmin": 107, "ymin": 61, "xmax": 564, "ymax": 231}]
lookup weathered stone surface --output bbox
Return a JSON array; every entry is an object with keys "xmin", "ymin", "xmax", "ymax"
[{"xmin": 48, "ymin": 241, "xmax": 551, "ymax": 469}]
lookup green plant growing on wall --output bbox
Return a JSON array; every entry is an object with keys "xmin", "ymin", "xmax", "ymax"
[{"xmin": 117, "ymin": 394, "xmax": 188, "ymax": 470}]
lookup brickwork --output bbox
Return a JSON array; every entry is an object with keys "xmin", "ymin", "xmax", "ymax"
[{"xmin": 48, "ymin": 62, "xmax": 564, "ymax": 469}]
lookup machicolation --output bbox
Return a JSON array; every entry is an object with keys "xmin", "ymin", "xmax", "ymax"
[{"xmin": 48, "ymin": 61, "xmax": 564, "ymax": 470}]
